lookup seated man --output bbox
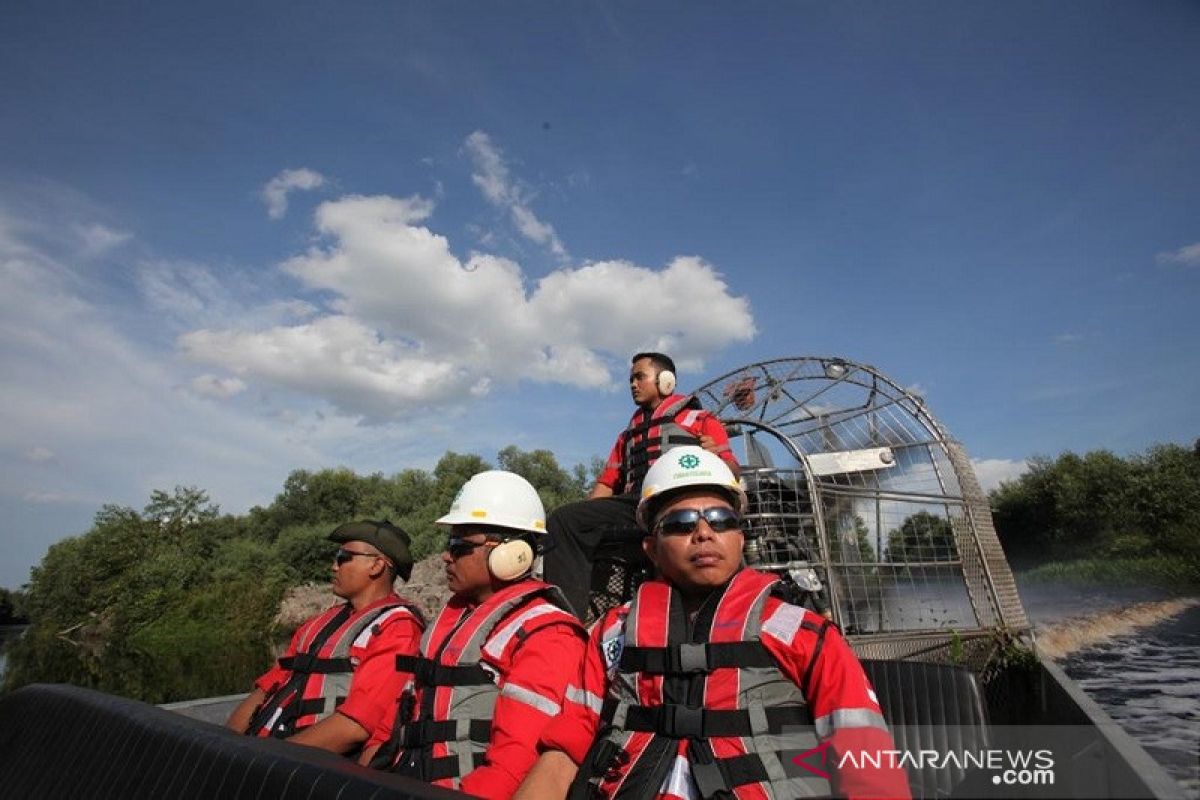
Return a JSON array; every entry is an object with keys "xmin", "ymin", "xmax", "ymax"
[
  {"xmin": 225, "ymin": 520, "xmax": 423, "ymax": 756},
  {"xmin": 542, "ymin": 352, "xmax": 739, "ymax": 617},
  {"xmin": 517, "ymin": 447, "xmax": 911, "ymax": 800},
  {"xmin": 361, "ymin": 470, "xmax": 588, "ymax": 800}
]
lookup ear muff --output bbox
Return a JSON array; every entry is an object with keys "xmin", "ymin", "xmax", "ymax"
[
  {"xmin": 487, "ymin": 537, "xmax": 535, "ymax": 582},
  {"xmin": 655, "ymin": 369, "xmax": 676, "ymax": 396}
]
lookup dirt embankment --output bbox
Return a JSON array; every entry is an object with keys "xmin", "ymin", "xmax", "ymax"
[
  {"xmin": 275, "ymin": 555, "xmax": 452, "ymax": 631},
  {"xmin": 1035, "ymin": 597, "xmax": 1200, "ymax": 660}
]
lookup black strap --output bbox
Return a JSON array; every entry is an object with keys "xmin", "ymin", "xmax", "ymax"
[
  {"xmin": 394, "ymin": 718, "xmax": 492, "ymax": 748},
  {"xmin": 619, "ymin": 641, "xmax": 775, "ymax": 675},
  {"xmin": 690, "ymin": 751, "xmax": 772, "ymax": 799},
  {"xmin": 621, "ymin": 703, "xmax": 810, "ymax": 738},
  {"xmin": 396, "ymin": 655, "xmax": 493, "ymax": 687},
  {"xmin": 427, "ymin": 752, "xmax": 487, "ymax": 782},
  {"xmin": 800, "ymin": 619, "xmax": 832, "ymax": 696},
  {"xmin": 278, "ymin": 654, "xmax": 354, "ymax": 674}
]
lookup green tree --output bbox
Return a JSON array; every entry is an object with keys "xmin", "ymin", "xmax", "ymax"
[{"xmin": 887, "ymin": 511, "xmax": 957, "ymax": 562}]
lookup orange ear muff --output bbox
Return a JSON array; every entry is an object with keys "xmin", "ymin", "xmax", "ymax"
[
  {"xmin": 487, "ymin": 538, "xmax": 534, "ymax": 582},
  {"xmin": 656, "ymin": 369, "xmax": 676, "ymax": 396}
]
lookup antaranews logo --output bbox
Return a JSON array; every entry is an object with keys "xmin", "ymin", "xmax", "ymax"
[{"xmin": 791, "ymin": 745, "xmax": 1055, "ymax": 788}]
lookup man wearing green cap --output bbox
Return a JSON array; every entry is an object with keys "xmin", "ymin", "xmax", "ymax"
[{"xmin": 225, "ymin": 519, "xmax": 424, "ymax": 756}]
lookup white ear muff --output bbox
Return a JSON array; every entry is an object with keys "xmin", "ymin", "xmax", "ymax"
[
  {"xmin": 656, "ymin": 369, "xmax": 676, "ymax": 396},
  {"xmin": 487, "ymin": 538, "xmax": 535, "ymax": 582}
]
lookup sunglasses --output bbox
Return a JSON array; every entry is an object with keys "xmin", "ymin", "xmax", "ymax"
[
  {"xmin": 334, "ymin": 548, "xmax": 380, "ymax": 566},
  {"xmin": 445, "ymin": 536, "xmax": 497, "ymax": 559},
  {"xmin": 655, "ymin": 506, "xmax": 742, "ymax": 536}
]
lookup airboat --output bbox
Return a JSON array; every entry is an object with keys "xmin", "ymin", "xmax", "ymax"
[{"xmin": 0, "ymin": 357, "xmax": 1187, "ymax": 798}]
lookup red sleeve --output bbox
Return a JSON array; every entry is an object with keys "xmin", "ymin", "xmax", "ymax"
[
  {"xmin": 458, "ymin": 622, "xmax": 588, "ymax": 800},
  {"xmin": 254, "ymin": 619, "xmax": 307, "ymax": 694},
  {"xmin": 335, "ymin": 610, "xmax": 423, "ymax": 736},
  {"xmin": 697, "ymin": 412, "xmax": 740, "ymax": 473},
  {"xmin": 595, "ymin": 431, "xmax": 627, "ymax": 492},
  {"xmin": 538, "ymin": 610, "xmax": 619, "ymax": 765},
  {"xmin": 761, "ymin": 602, "xmax": 910, "ymax": 800}
]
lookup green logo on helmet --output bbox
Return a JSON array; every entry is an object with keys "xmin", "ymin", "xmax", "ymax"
[{"xmin": 678, "ymin": 453, "xmax": 701, "ymax": 469}]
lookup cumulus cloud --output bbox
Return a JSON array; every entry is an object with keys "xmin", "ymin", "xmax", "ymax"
[
  {"xmin": 189, "ymin": 374, "xmax": 247, "ymax": 399},
  {"xmin": 972, "ymin": 458, "xmax": 1029, "ymax": 493},
  {"xmin": 182, "ymin": 191, "xmax": 755, "ymax": 420},
  {"xmin": 262, "ymin": 168, "xmax": 326, "ymax": 220},
  {"xmin": 464, "ymin": 131, "xmax": 567, "ymax": 258},
  {"xmin": 1156, "ymin": 242, "xmax": 1200, "ymax": 268}
]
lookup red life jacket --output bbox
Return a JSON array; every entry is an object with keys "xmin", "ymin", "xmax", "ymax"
[
  {"xmin": 373, "ymin": 581, "xmax": 580, "ymax": 790},
  {"xmin": 575, "ymin": 570, "xmax": 831, "ymax": 800},
  {"xmin": 248, "ymin": 596, "xmax": 422, "ymax": 738},
  {"xmin": 619, "ymin": 394, "xmax": 705, "ymax": 494}
]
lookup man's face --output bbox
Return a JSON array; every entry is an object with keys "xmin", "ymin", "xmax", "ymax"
[
  {"xmin": 629, "ymin": 357, "xmax": 663, "ymax": 408},
  {"xmin": 642, "ymin": 489, "xmax": 745, "ymax": 596},
  {"xmin": 330, "ymin": 540, "xmax": 385, "ymax": 599},
  {"xmin": 441, "ymin": 527, "xmax": 496, "ymax": 600}
]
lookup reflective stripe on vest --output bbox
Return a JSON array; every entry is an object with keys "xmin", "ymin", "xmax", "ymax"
[
  {"xmin": 620, "ymin": 395, "xmax": 703, "ymax": 494},
  {"xmin": 382, "ymin": 582, "xmax": 577, "ymax": 789},
  {"xmin": 576, "ymin": 570, "xmax": 831, "ymax": 800},
  {"xmin": 249, "ymin": 598, "xmax": 420, "ymax": 739}
]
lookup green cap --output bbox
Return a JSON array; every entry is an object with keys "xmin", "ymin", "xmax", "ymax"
[{"xmin": 328, "ymin": 519, "xmax": 414, "ymax": 581}]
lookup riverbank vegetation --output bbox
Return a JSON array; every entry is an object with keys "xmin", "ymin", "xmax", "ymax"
[
  {"xmin": 3, "ymin": 447, "xmax": 587, "ymax": 702},
  {"xmin": 991, "ymin": 440, "xmax": 1200, "ymax": 589}
]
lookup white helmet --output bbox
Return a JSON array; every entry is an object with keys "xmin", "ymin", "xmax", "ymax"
[
  {"xmin": 636, "ymin": 445, "xmax": 748, "ymax": 531},
  {"xmin": 437, "ymin": 470, "xmax": 547, "ymax": 535}
]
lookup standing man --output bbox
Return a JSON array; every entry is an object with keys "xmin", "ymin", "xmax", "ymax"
[
  {"xmin": 225, "ymin": 520, "xmax": 423, "ymax": 756},
  {"xmin": 543, "ymin": 352, "xmax": 739, "ymax": 618},
  {"xmin": 362, "ymin": 470, "xmax": 588, "ymax": 800},
  {"xmin": 517, "ymin": 447, "xmax": 911, "ymax": 800}
]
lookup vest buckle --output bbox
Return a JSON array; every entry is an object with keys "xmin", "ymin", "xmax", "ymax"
[
  {"xmin": 662, "ymin": 704, "xmax": 705, "ymax": 738},
  {"xmin": 675, "ymin": 642, "xmax": 709, "ymax": 673}
]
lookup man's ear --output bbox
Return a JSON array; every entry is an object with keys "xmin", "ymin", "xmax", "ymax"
[{"xmin": 641, "ymin": 534, "xmax": 658, "ymax": 567}]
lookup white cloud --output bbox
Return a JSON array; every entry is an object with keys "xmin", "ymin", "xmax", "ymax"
[
  {"xmin": 24, "ymin": 446, "xmax": 56, "ymax": 463},
  {"xmin": 183, "ymin": 190, "xmax": 754, "ymax": 419},
  {"xmin": 464, "ymin": 131, "xmax": 567, "ymax": 258},
  {"xmin": 189, "ymin": 374, "xmax": 247, "ymax": 399},
  {"xmin": 972, "ymin": 458, "xmax": 1029, "ymax": 493},
  {"xmin": 262, "ymin": 168, "xmax": 326, "ymax": 220},
  {"xmin": 1054, "ymin": 332, "xmax": 1084, "ymax": 345},
  {"xmin": 1156, "ymin": 242, "xmax": 1200, "ymax": 267},
  {"xmin": 73, "ymin": 222, "xmax": 132, "ymax": 255}
]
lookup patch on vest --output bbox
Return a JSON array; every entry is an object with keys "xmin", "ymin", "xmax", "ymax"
[{"xmin": 601, "ymin": 631, "xmax": 625, "ymax": 675}]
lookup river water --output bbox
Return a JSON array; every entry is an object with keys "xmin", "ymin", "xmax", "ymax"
[{"xmin": 1017, "ymin": 578, "xmax": 1200, "ymax": 799}]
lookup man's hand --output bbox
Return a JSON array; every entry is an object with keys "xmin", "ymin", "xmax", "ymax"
[
  {"xmin": 513, "ymin": 750, "xmax": 578, "ymax": 800},
  {"xmin": 588, "ymin": 483, "xmax": 615, "ymax": 500},
  {"xmin": 699, "ymin": 433, "xmax": 719, "ymax": 454},
  {"xmin": 224, "ymin": 688, "xmax": 266, "ymax": 734}
]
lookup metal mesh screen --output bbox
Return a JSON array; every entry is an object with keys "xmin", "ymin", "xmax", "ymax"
[{"xmin": 693, "ymin": 357, "xmax": 1031, "ymax": 674}]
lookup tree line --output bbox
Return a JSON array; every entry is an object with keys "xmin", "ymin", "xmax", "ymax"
[
  {"xmin": 989, "ymin": 439, "xmax": 1200, "ymax": 581},
  {"xmin": 3, "ymin": 447, "xmax": 591, "ymax": 702}
]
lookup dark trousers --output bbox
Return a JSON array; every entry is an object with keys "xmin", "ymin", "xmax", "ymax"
[{"xmin": 542, "ymin": 494, "xmax": 640, "ymax": 618}]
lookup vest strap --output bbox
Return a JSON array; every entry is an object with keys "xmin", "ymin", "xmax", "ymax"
[
  {"xmin": 621, "ymin": 703, "xmax": 809, "ymax": 738},
  {"xmin": 691, "ymin": 752, "xmax": 772, "ymax": 799},
  {"xmin": 396, "ymin": 655, "xmax": 493, "ymax": 687},
  {"xmin": 278, "ymin": 654, "xmax": 354, "ymax": 674},
  {"xmin": 620, "ymin": 641, "xmax": 774, "ymax": 674},
  {"xmin": 427, "ymin": 752, "xmax": 487, "ymax": 781},
  {"xmin": 396, "ymin": 718, "xmax": 492, "ymax": 748}
]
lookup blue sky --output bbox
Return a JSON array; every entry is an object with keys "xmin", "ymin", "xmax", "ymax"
[{"xmin": 2, "ymin": 2, "xmax": 1197, "ymax": 589}]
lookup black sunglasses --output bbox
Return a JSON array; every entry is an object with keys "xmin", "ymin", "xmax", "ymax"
[
  {"xmin": 445, "ymin": 536, "xmax": 496, "ymax": 559},
  {"xmin": 334, "ymin": 548, "xmax": 380, "ymax": 566},
  {"xmin": 655, "ymin": 507, "xmax": 742, "ymax": 536}
]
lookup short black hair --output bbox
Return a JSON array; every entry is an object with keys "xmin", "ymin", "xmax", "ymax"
[{"xmin": 632, "ymin": 352, "xmax": 676, "ymax": 375}]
